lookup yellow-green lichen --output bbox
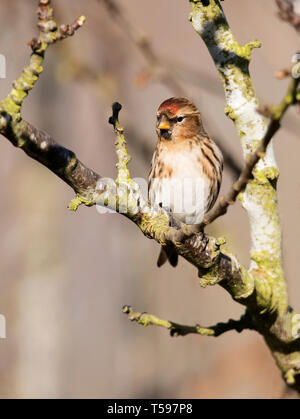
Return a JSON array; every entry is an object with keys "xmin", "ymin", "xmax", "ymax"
[
  {"xmin": 251, "ymin": 250, "xmax": 287, "ymax": 314},
  {"xmin": 254, "ymin": 167, "xmax": 279, "ymax": 185},
  {"xmin": 285, "ymin": 369, "xmax": 297, "ymax": 386},
  {"xmin": 191, "ymin": 0, "xmax": 223, "ymax": 23},
  {"xmin": 137, "ymin": 212, "xmax": 170, "ymax": 244},
  {"xmin": 114, "ymin": 121, "xmax": 132, "ymax": 185},
  {"xmin": 224, "ymin": 105, "xmax": 237, "ymax": 121},
  {"xmin": 271, "ymin": 77, "xmax": 300, "ymax": 120},
  {"xmin": 231, "ymin": 66, "xmax": 256, "ymax": 102},
  {"xmin": 0, "ymin": 97, "xmax": 21, "ymax": 119},
  {"xmin": 247, "ymin": 179, "xmax": 278, "ymax": 218},
  {"xmin": 199, "ymin": 263, "xmax": 220, "ymax": 288},
  {"xmin": 217, "ymin": 251, "xmax": 255, "ymax": 301},
  {"xmin": 216, "ymin": 236, "xmax": 226, "ymax": 247},
  {"xmin": 68, "ymin": 195, "xmax": 94, "ymax": 211},
  {"xmin": 237, "ymin": 192, "xmax": 244, "ymax": 203},
  {"xmin": 191, "ymin": 0, "xmax": 260, "ymax": 61}
]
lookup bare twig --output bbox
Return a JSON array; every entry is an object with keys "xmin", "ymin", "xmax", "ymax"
[
  {"xmin": 276, "ymin": 0, "xmax": 300, "ymax": 31},
  {"xmin": 122, "ymin": 305, "xmax": 254, "ymax": 337},
  {"xmin": 99, "ymin": 0, "xmax": 186, "ymax": 96}
]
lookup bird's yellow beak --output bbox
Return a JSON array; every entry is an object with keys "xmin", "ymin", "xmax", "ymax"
[{"xmin": 158, "ymin": 120, "xmax": 170, "ymax": 130}]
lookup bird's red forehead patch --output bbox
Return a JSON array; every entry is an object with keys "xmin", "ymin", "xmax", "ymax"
[{"xmin": 158, "ymin": 98, "xmax": 190, "ymax": 115}]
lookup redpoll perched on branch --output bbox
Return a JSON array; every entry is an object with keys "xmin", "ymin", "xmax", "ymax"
[{"xmin": 148, "ymin": 98, "xmax": 223, "ymax": 267}]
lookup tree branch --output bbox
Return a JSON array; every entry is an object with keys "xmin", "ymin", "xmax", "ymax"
[
  {"xmin": 201, "ymin": 74, "xmax": 300, "ymax": 227},
  {"xmin": 276, "ymin": 0, "xmax": 300, "ymax": 31},
  {"xmin": 0, "ymin": 1, "xmax": 103, "ymax": 207},
  {"xmin": 122, "ymin": 305, "xmax": 254, "ymax": 337},
  {"xmin": 1, "ymin": 0, "xmax": 85, "ymax": 123},
  {"xmin": 0, "ymin": 0, "xmax": 299, "ymax": 394},
  {"xmin": 188, "ymin": 0, "xmax": 300, "ymax": 392}
]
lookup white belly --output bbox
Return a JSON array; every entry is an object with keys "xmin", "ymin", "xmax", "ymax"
[{"xmin": 149, "ymin": 150, "xmax": 211, "ymax": 225}]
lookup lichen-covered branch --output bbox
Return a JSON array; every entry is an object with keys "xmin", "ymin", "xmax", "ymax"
[
  {"xmin": 0, "ymin": 0, "xmax": 299, "ymax": 394},
  {"xmin": 122, "ymin": 305, "xmax": 254, "ymax": 337},
  {"xmin": 189, "ymin": 0, "xmax": 300, "ymax": 391},
  {"xmin": 105, "ymin": 105, "xmax": 255, "ymax": 305},
  {"xmin": 0, "ymin": 1, "xmax": 101, "ymax": 207},
  {"xmin": 201, "ymin": 75, "xmax": 300, "ymax": 227},
  {"xmin": 0, "ymin": 0, "xmax": 85, "ymax": 124}
]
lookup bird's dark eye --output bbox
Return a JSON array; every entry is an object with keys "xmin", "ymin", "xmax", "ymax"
[{"xmin": 177, "ymin": 116, "xmax": 184, "ymax": 122}]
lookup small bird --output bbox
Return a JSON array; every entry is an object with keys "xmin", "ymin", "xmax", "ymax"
[{"xmin": 148, "ymin": 98, "xmax": 223, "ymax": 267}]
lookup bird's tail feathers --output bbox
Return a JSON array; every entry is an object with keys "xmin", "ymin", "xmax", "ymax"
[{"xmin": 157, "ymin": 245, "xmax": 178, "ymax": 268}]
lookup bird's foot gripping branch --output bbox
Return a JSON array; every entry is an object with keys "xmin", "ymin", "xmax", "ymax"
[{"xmin": 0, "ymin": 0, "xmax": 299, "ymax": 393}]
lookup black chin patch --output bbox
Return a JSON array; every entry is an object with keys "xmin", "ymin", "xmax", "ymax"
[{"xmin": 160, "ymin": 129, "xmax": 171, "ymax": 140}]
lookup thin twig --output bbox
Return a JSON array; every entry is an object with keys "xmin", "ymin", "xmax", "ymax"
[
  {"xmin": 122, "ymin": 305, "xmax": 254, "ymax": 337},
  {"xmin": 276, "ymin": 0, "xmax": 300, "ymax": 31},
  {"xmin": 99, "ymin": 0, "xmax": 186, "ymax": 96}
]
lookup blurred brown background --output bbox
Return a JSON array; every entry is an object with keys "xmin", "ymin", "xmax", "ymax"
[{"xmin": 0, "ymin": 0, "xmax": 299, "ymax": 398}]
